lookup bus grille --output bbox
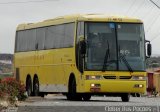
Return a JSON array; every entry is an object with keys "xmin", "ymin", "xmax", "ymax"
[
  {"xmin": 103, "ymin": 76, "xmax": 132, "ymax": 79},
  {"xmin": 119, "ymin": 76, "xmax": 132, "ymax": 79},
  {"xmin": 103, "ymin": 76, "xmax": 116, "ymax": 79}
]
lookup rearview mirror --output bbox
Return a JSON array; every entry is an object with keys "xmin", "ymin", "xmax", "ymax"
[
  {"xmin": 147, "ymin": 43, "xmax": 152, "ymax": 57},
  {"xmin": 146, "ymin": 40, "xmax": 152, "ymax": 58}
]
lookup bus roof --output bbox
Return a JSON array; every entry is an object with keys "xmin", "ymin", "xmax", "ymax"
[{"xmin": 17, "ymin": 14, "xmax": 143, "ymax": 31}]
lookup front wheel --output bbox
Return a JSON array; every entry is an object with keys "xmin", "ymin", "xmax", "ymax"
[
  {"xmin": 39, "ymin": 92, "xmax": 45, "ymax": 97},
  {"xmin": 121, "ymin": 93, "xmax": 130, "ymax": 102},
  {"xmin": 82, "ymin": 94, "xmax": 91, "ymax": 101},
  {"xmin": 136, "ymin": 93, "xmax": 140, "ymax": 97},
  {"xmin": 67, "ymin": 77, "xmax": 82, "ymax": 101}
]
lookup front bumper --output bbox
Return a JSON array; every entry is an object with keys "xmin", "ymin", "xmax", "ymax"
[{"xmin": 83, "ymin": 80, "xmax": 146, "ymax": 93}]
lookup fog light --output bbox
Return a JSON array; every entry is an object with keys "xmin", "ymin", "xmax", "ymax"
[
  {"xmin": 134, "ymin": 84, "xmax": 143, "ymax": 88},
  {"xmin": 90, "ymin": 84, "xmax": 101, "ymax": 87},
  {"xmin": 139, "ymin": 84, "xmax": 143, "ymax": 88},
  {"xmin": 91, "ymin": 84, "xmax": 95, "ymax": 87},
  {"xmin": 90, "ymin": 83, "xmax": 101, "ymax": 92}
]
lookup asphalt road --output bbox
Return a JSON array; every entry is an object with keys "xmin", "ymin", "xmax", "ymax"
[{"xmin": 9, "ymin": 95, "xmax": 160, "ymax": 112}]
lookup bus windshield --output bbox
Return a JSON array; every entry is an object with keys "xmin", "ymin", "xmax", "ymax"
[
  {"xmin": 85, "ymin": 22, "xmax": 145, "ymax": 71},
  {"xmin": 117, "ymin": 23, "xmax": 145, "ymax": 71}
]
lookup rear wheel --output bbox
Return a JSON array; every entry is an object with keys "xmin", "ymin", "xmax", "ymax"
[
  {"xmin": 33, "ymin": 77, "xmax": 39, "ymax": 96},
  {"xmin": 121, "ymin": 93, "xmax": 130, "ymax": 102},
  {"xmin": 26, "ymin": 78, "xmax": 32, "ymax": 96},
  {"xmin": 82, "ymin": 94, "xmax": 91, "ymax": 101}
]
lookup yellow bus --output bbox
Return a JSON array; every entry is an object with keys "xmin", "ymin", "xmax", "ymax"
[{"xmin": 14, "ymin": 14, "xmax": 151, "ymax": 102}]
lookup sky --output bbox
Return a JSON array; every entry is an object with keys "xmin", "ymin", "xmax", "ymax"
[{"xmin": 0, "ymin": 0, "xmax": 160, "ymax": 56}]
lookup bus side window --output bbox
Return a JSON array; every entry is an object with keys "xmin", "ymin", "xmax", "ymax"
[{"xmin": 36, "ymin": 28, "xmax": 45, "ymax": 50}]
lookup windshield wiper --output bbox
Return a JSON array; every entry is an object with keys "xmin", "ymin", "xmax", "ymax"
[
  {"xmin": 102, "ymin": 41, "xmax": 110, "ymax": 72},
  {"xmin": 119, "ymin": 53, "xmax": 133, "ymax": 73}
]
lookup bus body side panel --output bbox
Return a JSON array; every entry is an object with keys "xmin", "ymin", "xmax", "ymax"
[
  {"xmin": 35, "ymin": 48, "xmax": 76, "ymax": 93},
  {"xmin": 14, "ymin": 51, "xmax": 36, "ymax": 86}
]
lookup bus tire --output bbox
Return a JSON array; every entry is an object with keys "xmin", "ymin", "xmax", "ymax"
[
  {"xmin": 39, "ymin": 92, "xmax": 45, "ymax": 97},
  {"xmin": 131, "ymin": 93, "xmax": 136, "ymax": 97},
  {"xmin": 66, "ymin": 94, "xmax": 70, "ymax": 100},
  {"xmin": 69, "ymin": 77, "xmax": 76, "ymax": 100},
  {"xmin": 26, "ymin": 77, "xmax": 32, "ymax": 96},
  {"xmin": 82, "ymin": 94, "xmax": 91, "ymax": 101},
  {"xmin": 33, "ymin": 77, "xmax": 39, "ymax": 96},
  {"xmin": 67, "ymin": 77, "xmax": 82, "ymax": 101},
  {"xmin": 121, "ymin": 93, "xmax": 130, "ymax": 102},
  {"xmin": 136, "ymin": 93, "xmax": 140, "ymax": 97}
]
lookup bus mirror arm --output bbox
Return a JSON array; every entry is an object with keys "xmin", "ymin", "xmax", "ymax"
[
  {"xmin": 145, "ymin": 40, "xmax": 150, "ymax": 43},
  {"xmin": 145, "ymin": 40, "xmax": 152, "ymax": 58},
  {"xmin": 79, "ymin": 36, "xmax": 86, "ymax": 55},
  {"xmin": 80, "ymin": 40, "xmax": 86, "ymax": 55}
]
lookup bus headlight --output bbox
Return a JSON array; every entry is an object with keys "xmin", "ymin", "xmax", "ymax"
[
  {"xmin": 86, "ymin": 75, "xmax": 102, "ymax": 80},
  {"xmin": 132, "ymin": 76, "xmax": 146, "ymax": 80}
]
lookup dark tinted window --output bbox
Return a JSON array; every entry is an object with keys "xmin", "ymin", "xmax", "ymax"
[
  {"xmin": 45, "ymin": 26, "xmax": 55, "ymax": 49},
  {"xmin": 27, "ymin": 29, "xmax": 36, "ymax": 51},
  {"xmin": 16, "ymin": 31, "xmax": 27, "ymax": 52},
  {"xmin": 16, "ymin": 30, "xmax": 36, "ymax": 52},
  {"xmin": 44, "ymin": 23, "xmax": 74, "ymax": 49},
  {"xmin": 77, "ymin": 22, "xmax": 84, "ymax": 36},
  {"xmin": 22, "ymin": 31, "xmax": 27, "ymax": 51},
  {"xmin": 15, "ymin": 22, "xmax": 75, "ymax": 52},
  {"xmin": 55, "ymin": 25, "xmax": 64, "ymax": 48},
  {"xmin": 64, "ymin": 23, "xmax": 75, "ymax": 47},
  {"xmin": 36, "ymin": 28, "xmax": 45, "ymax": 50},
  {"xmin": 16, "ymin": 31, "xmax": 22, "ymax": 52}
]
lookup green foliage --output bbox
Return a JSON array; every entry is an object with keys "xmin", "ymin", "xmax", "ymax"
[
  {"xmin": 0, "ymin": 77, "xmax": 27, "ymax": 103},
  {"xmin": 0, "ymin": 73, "xmax": 13, "ymax": 79},
  {"xmin": 146, "ymin": 56, "xmax": 160, "ymax": 68}
]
